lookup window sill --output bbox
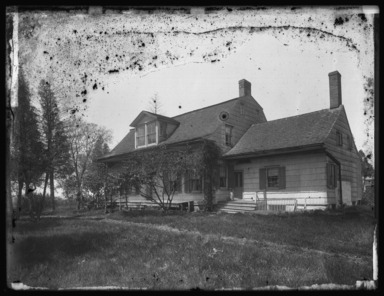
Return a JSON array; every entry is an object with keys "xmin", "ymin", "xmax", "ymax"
[{"xmin": 136, "ymin": 143, "xmax": 158, "ymax": 149}]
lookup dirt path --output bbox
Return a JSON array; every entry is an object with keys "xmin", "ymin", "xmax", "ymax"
[{"xmin": 98, "ymin": 218, "xmax": 370, "ymax": 264}]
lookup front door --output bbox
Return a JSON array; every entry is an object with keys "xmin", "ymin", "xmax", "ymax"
[{"xmin": 233, "ymin": 171, "xmax": 243, "ymax": 199}]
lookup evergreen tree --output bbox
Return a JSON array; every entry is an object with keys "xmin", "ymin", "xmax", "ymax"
[
  {"xmin": 12, "ymin": 68, "xmax": 44, "ymax": 217},
  {"xmin": 38, "ymin": 80, "xmax": 70, "ymax": 211}
]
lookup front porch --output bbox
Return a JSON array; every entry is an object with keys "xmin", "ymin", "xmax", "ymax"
[{"xmin": 215, "ymin": 195, "xmax": 329, "ymax": 213}]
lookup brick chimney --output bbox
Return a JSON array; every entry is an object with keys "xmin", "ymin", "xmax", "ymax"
[
  {"xmin": 239, "ymin": 79, "xmax": 251, "ymax": 97},
  {"xmin": 328, "ymin": 71, "xmax": 342, "ymax": 109}
]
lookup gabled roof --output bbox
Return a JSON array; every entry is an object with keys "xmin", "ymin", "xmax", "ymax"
[
  {"xmin": 130, "ymin": 111, "xmax": 179, "ymax": 127},
  {"xmin": 224, "ymin": 105, "xmax": 343, "ymax": 157},
  {"xmin": 99, "ymin": 96, "xmax": 242, "ymax": 161},
  {"xmin": 162, "ymin": 97, "xmax": 239, "ymax": 145}
]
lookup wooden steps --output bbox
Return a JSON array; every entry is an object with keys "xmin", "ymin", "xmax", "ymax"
[{"xmin": 215, "ymin": 199, "xmax": 257, "ymax": 213}]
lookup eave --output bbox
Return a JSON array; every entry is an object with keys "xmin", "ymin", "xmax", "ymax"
[
  {"xmin": 97, "ymin": 136, "xmax": 214, "ymax": 163},
  {"xmin": 223, "ymin": 143, "xmax": 326, "ymax": 160}
]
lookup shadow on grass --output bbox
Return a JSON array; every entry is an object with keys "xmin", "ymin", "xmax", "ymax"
[
  {"xmin": 109, "ymin": 209, "xmax": 188, "ymax": 219},
  {"xmin": 12, "ymin": 229, "xmax": 116, "ymax": 268},
  {"xmin": 13, "ymin": 218, "xmax": 64, "ymax": 233}
]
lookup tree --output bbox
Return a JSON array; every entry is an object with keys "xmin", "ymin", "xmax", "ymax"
[
  {"xmin": 147, "ymin": 92, "xmax": 162, "ymax": 114},
  {"xmin": 67, "ymin": 119, "xmax": 112, "ymax": 209},
  {"xmin": 117, "ymin": 140, "xmax": 221, "ymax": 212},
  {"xmin": 83, "ymin": 136, "xmax": 110, "ymax": 207},
  {"xmin": 38, "ymin": 80, "xmax": 70, "ymax": 211},
  {"xmin": 11, "ymin": 68, "xmax": 45, "ymax": 218},
  {"xmin": 359, "ymin": 149, "xmax": 374, "ymax": 179}
]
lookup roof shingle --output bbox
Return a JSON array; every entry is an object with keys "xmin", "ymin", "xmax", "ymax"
[
  {"xmin": 224, "ymin": 106, "xmax": 342, "ymax": 157},
  {"xmin": 99, "ymin": 97, "xmax": 240, "ymax": 160}
]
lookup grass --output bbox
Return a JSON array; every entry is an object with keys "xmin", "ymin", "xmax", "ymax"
[
  {"xmin": 8, "ymin": 206, "xmax": 375, "ymax": 290},
  {"xmin": 107, "ymin": 206, "xmax": 375, "ymax": 258}
]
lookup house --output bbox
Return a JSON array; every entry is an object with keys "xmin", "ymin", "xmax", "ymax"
[{"xmin": 99, "ymin": 71, "xmax": 362, "ymax": 209}]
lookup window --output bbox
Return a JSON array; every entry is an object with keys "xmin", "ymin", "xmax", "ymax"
[
  {"xmin": 259, "ymin": 167, "xmax": 286, "ymax": 190},
  {"xmin": 219, "ymin": 166, "xmax": 227, "ymax": 187},
  {"xmin": 347, "ymin": 135, "xmax": 352, "ymax": 150},
  {"xmin": 164, "ymin": 172, "xmax": 181, "ymax": 193},
  {"xmin": 136, "ymin": 125, "xmax": 145, "ymax": 147},
  {"xmin": 225, "ymin": 125, "xmax": 233, "ymax": 146},
  {"xmin": 185, "ymin": 171, "xmax": 202, "ymax": 193},
  {"xmin": 136, "ymin": 121, "xmax": 157, "ymax": 148},
  {"xmin": 267, "ymin": 168, "xmax": 279, "ymax": 188},
  {"xmin": 147, "ymin": 122, "xmax": 156, "ymax": 144},
  {"xmin": 327, "ymin": 163, "xmax": 337, "ymax": 189},
  {"xmin": 336, "ymin": 130, "xmax": 343, "ymax": 146}
]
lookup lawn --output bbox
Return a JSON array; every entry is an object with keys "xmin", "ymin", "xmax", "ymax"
[{"xmin": 8, "ymin": 206, "xmax": 375, "ymax": 290}]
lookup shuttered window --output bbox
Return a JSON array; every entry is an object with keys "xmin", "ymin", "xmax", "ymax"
[{"xmin": 259, "ymin": 167, "xmax": 286, "ymax": 190}]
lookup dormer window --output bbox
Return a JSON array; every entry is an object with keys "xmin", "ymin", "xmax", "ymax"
[
  {"xmin": 135, "ymin": 121, "xmax": 158, "ymax": 148},
  {"xmin": 147, "ymin": 122, "xmax": 156, "ymax": 144},
  {"xmin": 136, "ymin": 125, "xmax": 145, "ymax": 147},
  {"xmin": 131, "ymin": 111, "xmax": 180, "ymax": 149}
]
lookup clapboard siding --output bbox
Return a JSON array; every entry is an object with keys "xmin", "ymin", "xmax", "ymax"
[
  {"xmin": 208, "ymin": 96, "xmax": 267, "ymax": 153},
  {"xmin": 233, "ymin": 151, "xmax": 332, "ymax": 202},
  {"xmin": 324, "ymin": 108, "xmax": 362, "ymax": 204}
]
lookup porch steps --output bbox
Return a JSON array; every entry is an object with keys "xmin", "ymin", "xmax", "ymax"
[{"xmin": 215, "ymin": 199, "xmax": 257, "ymax": 213}]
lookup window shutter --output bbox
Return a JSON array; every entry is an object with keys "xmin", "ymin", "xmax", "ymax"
[
  {"xmin": 326, "ymin": 163, "xmax": 331, "ymax": 189},
  {"xmin": 259, "ymin": 168, "xmax": 266, "ymax": 190},
  {"xmin": 279, "ymin": 167, "xmax": 286, "ymax": 189},
  {"xmin": 184, "ymin": 172, "xmax": 190, "ymax": 193}
]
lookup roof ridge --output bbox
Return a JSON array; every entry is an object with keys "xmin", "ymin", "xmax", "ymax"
[
  {"xmin": 172, "ymin": 97, "xmax": 240, "ymax": 119},
  {"xmin": 252, "ymin": 106, "xmax": 342, "ymax": 126}
]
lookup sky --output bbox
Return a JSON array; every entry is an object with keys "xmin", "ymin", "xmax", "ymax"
[
  {"xmin": 85, "ymin": 28, "xmax": 371, "ymax": 153},
  {"xmin": 15, "ymin": 6, "xmax": 376, "ymax": 162}
]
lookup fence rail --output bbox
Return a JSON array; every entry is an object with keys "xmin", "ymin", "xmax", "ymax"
[{"xmin": 255, "ymin": 197, "xmax": 328, "ymax": 212}]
